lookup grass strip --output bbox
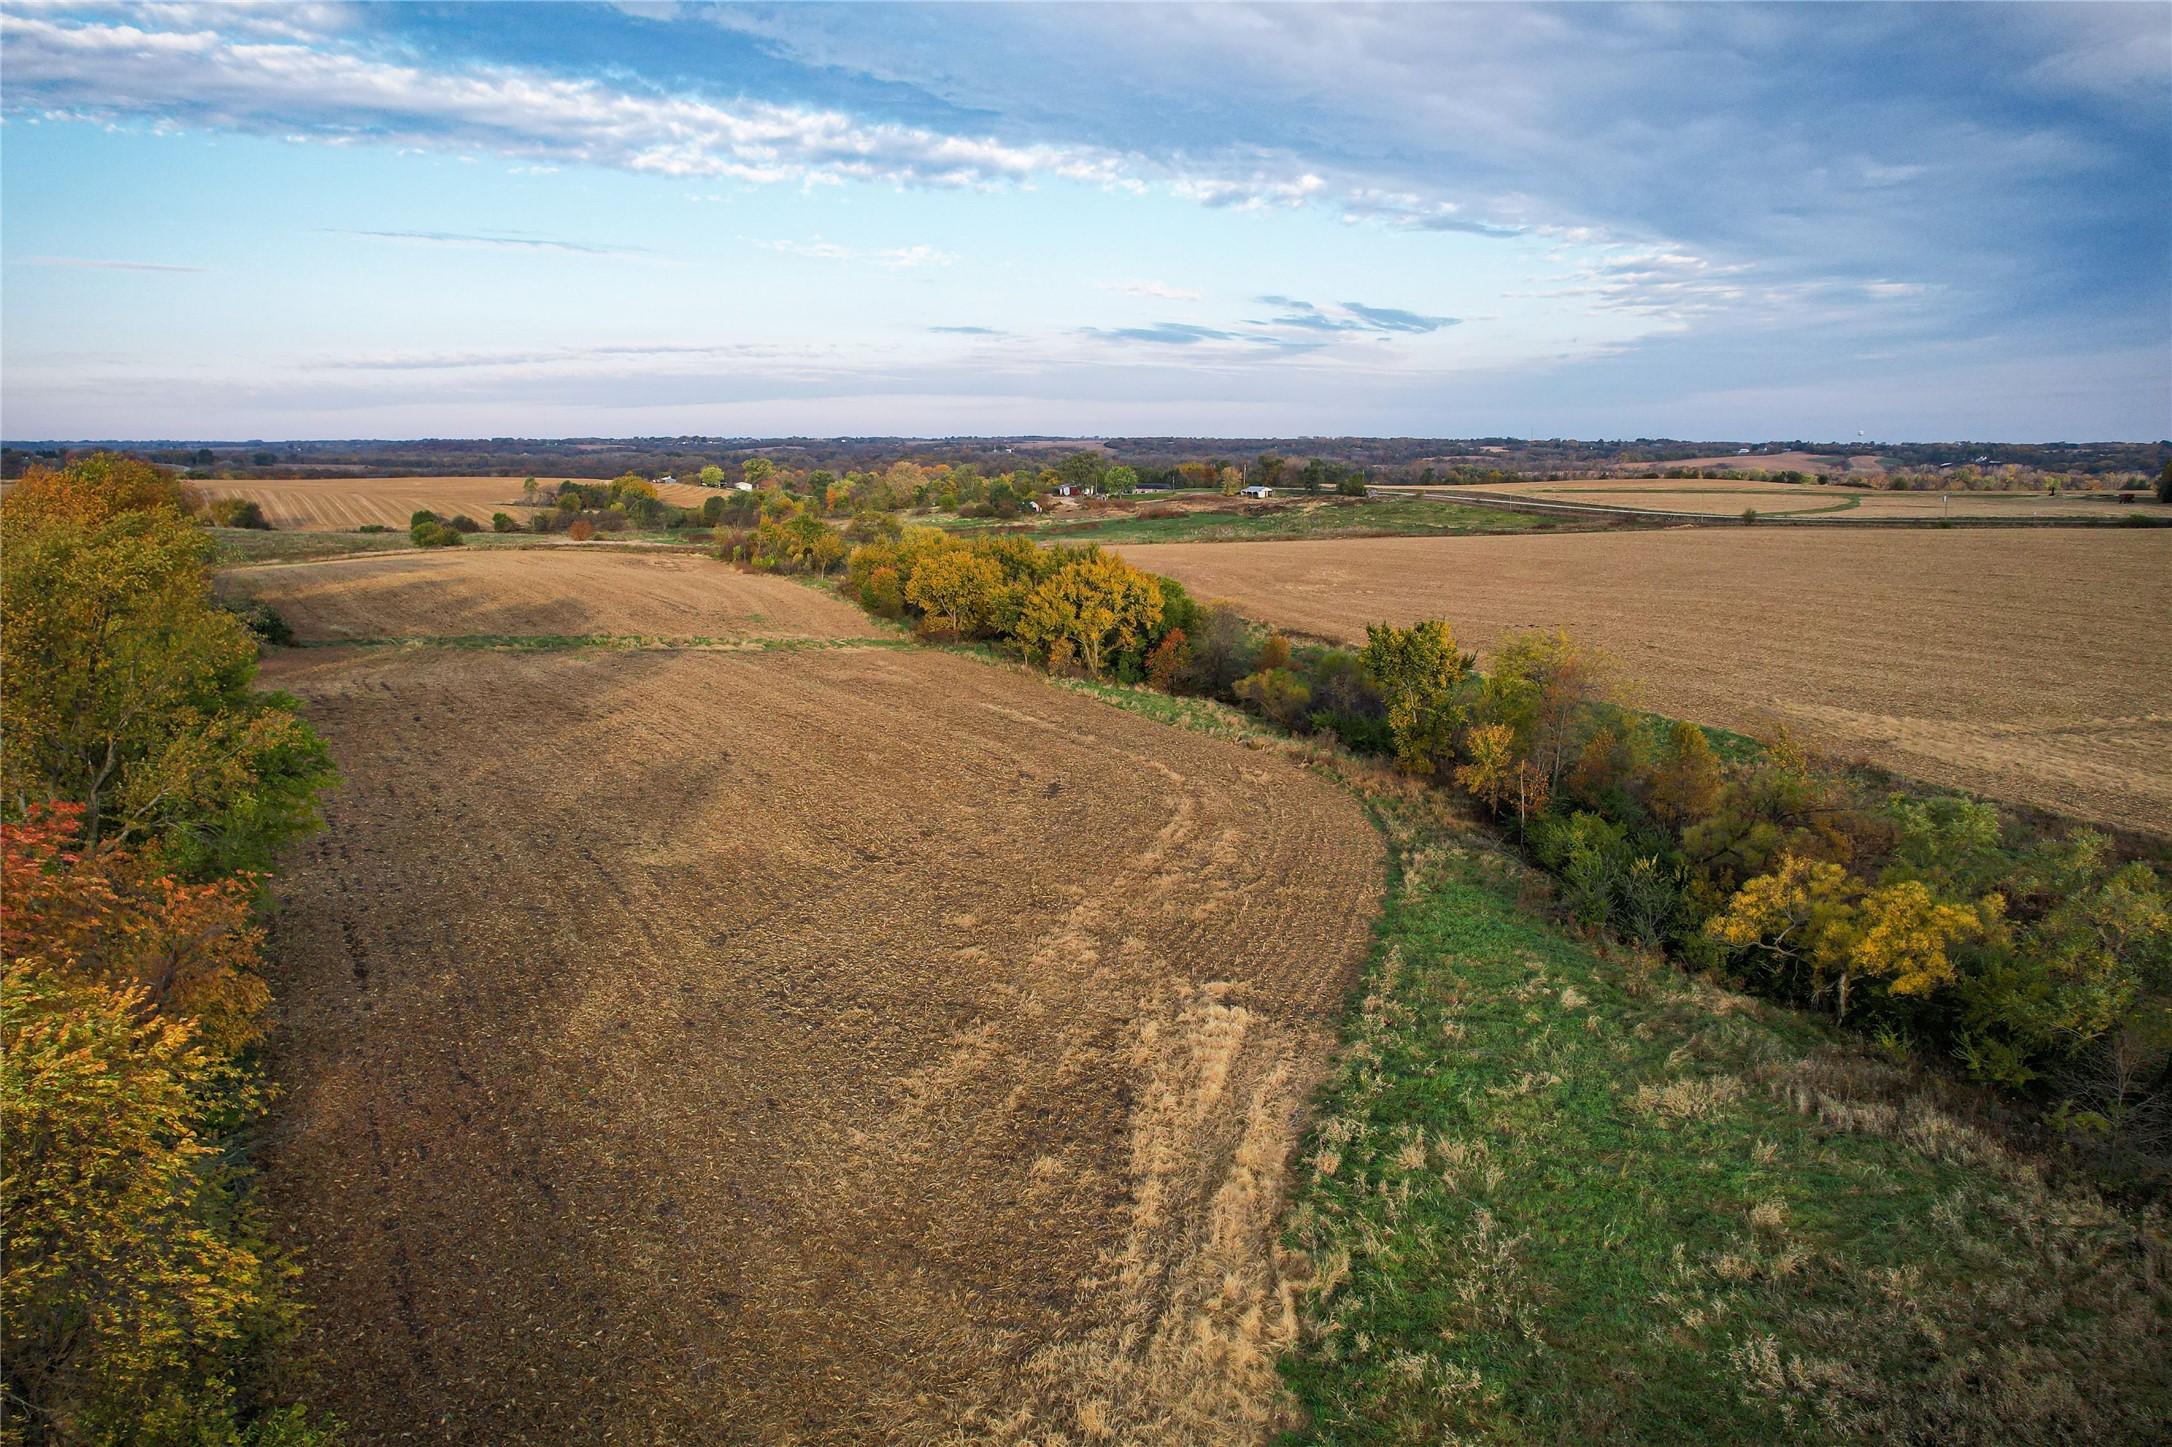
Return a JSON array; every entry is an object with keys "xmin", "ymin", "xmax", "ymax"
[{"xmin": 1059, "ymin": 676, "xmax": 2170, "ymax": 1445}]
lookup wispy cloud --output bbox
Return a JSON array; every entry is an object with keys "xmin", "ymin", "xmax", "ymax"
[
  {"xmin": 326, "ymin": 229, "xmax": 648, "ymax": 256},
  {"xmin": 1091, "ymin": 322, "xmax": 1242, "ymax": 346},
  {"xmin": 758, "ymin": 237, "xmax": 954, "ymax": 267},
  {"xmin": 930, "ymin": 325, "xmax": 1003, "ymax": 336},
  {"xmin": 13, "ymin": 254, "xmax": 208, "ymax": 273},
  {"xmin": 1251, "ymin": 297, "xmax": 1458, "ymax": 336},
  {"xmin": 1097, "ymin": 279, "xmax": 1204, "ymax": 301},
  {"xmin": 0, "ymin": 11, "xmax": 1124, "ymax": 190},
  {"xmin": 1340, "ymin": 302, "xmax": 1459, "ymax": 334}
]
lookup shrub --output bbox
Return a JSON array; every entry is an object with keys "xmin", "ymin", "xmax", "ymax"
[
  {"xmin": 233, "ymin": 599, "xmax": 296, "ymax": 647},
  {"xmin": 357, "ymin": 523, "xmax": 387, "ymax": 534},
  {"xmin": 861, "ymin": 566, "xmax": 905, "ymax": 619},
  {"xmin": 209, "ymin": 497, "xmax": 270, "ymax": 529},
  {"xmin": 1146, "ymin": 628, "xmax": 1190, "ymax": 692},
  {"xmin": 410, "ymin": 520, "xmax": 464, "ymax": 547},
  {"xmin": 1179, "ymin": 604, "xmax": 1258, "ymax": 697},
  {"xmin": 1742, "ymin": 507, "xmax": 1759, "ymax": 525},
  {"xmin": 567, "ymin": 519, "xmax": 595, "ymax": 542},
  {"xmin": 1234, "ymin": 666, "xmax": 1312, "ymax": 727},
  {"xmin": 410, "ymin": 509, "xmax": 437, "ymax": 528},
  {"xmin": 447, "ymin": 514, "xmax": 481, "ymax": 534},
  {"xmin": 492, "ymin": 512, "xmax": 519, "ymax": 533}
]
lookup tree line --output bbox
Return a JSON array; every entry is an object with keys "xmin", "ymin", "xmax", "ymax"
[
  {"xmin": 818, "ymin": 527, "xmax": 2172, "ymax": 1189},
  {"xmin": 3, "ymin": 456, "xmax": 340, "ymax": 1443}
]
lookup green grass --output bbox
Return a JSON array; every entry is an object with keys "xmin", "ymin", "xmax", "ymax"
[
  {"xmin": 1273, "ymin": 793, "xmax": 2170, "ymax": 1445},
  {"xmin": 207, "ymin": 527, "xmax": 415, "ymax": 565},
  {"xmin": 1051, "ymin": 672, "xmax": 2169, "ymax": 1443},
  {"xmin": 943, "ymin": 496, "xmax": 1590, "ymax": 545}
]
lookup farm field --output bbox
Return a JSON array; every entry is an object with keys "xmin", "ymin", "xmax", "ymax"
[
  {"xmin": 196, "ymin": 474, "xmax": 715, "ymax": 530},
  {"xmin": 954, "ymin": 493, "xmax": 1573, "ymax": 544},
  {"xmin": 1433, "ymin": 476, "xmax": 2171, "ymax": 520},
  {"xmin": 251, "ymin": 564, "xmax": 1383, "ymax": 1442},
  {"xmin": 219, "ymin": 548, "xmax": 873, "ymax": 642},
  {"xmin": 1116, "ymin": 529, "xmax": 2172, "ymax": 835}
]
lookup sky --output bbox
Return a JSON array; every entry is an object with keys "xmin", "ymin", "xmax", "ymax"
[{"xmin": 1, "ymin": 1, "xmax": 2167, "ymax": 442}]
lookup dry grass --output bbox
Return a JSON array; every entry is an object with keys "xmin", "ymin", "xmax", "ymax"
[
  {"xmin": 196, "ymin": 474, "xmax": 714, "ymax": 531},
  {"xmin": 256, "ymin": 640, "xmax": 1382, "ymax": 1444},
  {"xmin": 1116, "ymin": 529, "xmax": 2172, "ymax": 835},
  {"xmin": 220, "ymin": 549, "xmax": 874, "ymax": 642}
]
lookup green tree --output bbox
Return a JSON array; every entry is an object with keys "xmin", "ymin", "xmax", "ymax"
[
  {"xmin": 698, "ymin": 464, "xmax": 726, "ymax": 489},
  {"xmin": 1055, "ymin": 452, "xmax": 1107, "ymax": 491},
  {"xmin": 2157, "ymin": 459, "xmax": 2171, "ymax": 504},
  {"xmin": 1104, "ymin": 465, "xmax": 1139, "ymax": 496},
  {"xmin": 743, "ymin": 457, "xmax": 776, "ymax": 488},
  {"xmin": 1359, "ymin": 620, "xmax": 1471, "ymax": 774},
  {"xmin": 2, "ymin": 479, "xmax": 333, "ymax": 876}
]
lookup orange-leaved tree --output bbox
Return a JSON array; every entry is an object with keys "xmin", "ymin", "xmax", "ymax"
[{"xmin": 2, "ymin": 805, "xmax": 294, "ymax": 1437}]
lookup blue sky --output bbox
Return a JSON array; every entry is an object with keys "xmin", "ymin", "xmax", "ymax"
[{"xmin": 2, "ymin": 1, "xmax": 2166, "ymax": 441}]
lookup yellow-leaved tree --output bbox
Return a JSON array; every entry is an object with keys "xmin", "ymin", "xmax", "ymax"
[
  {"xmin": 903, "ymin": 547, "xmax": 1006, "ymax": 639},
  {"xmin": 1014, "ymin": 554, "xmax": 1163, "ymax": 677},
  {"xmin": 1705, "ymin": 853, "xmax": 1998, "ymax": 1019}
]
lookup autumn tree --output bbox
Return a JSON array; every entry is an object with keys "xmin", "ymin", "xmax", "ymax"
[
  {"xmin": 2, "ymin": 466, "xmax": 333, "ymax": 878},
  {"xmin": 1705, "ymin": 854, "xmax": 1998, "ymax": 1019},
  {"xmin": 743, "ymin": 457, "xmax": 776, "ymax": 488},
  {"xmin": 1472, "ymin": 628, "xmax": 1611, "ymax": 796},
  {"xmin": 1014, "ymin": 554, "xmax": 1164, "ymax": 677},
  {"xmin": 1647, "ymin": 720, "xmax": 1723, "ymax": 828},
  {"xmin": 903, "ymin": 547, "xmax": 1006, "ymax": 638},
  {"xmin": 1359, "ymin": 620, "xmax": 1471, "ymax": 775},
  {"xmin": 1456, "ymin": 722, "xmax": 1550, "ymax": 824}
]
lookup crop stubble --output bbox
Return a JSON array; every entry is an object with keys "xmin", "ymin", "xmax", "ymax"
[
  {"xmin": 259, "ymin": 643, "xmax": 1381, "ymax": 1443},
  {"xmin": 1116, "ymin": 529, "xmax": 2172, "ymax": 834},
  {"xmin": 222, "ymin": 550, "xmax": 875, "ymax": 642},
  {"xmin": 197, "ymin": 474, "xmax": 715, "ymax": 531}
]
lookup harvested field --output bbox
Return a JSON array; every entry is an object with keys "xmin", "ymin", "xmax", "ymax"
[
  {"xmin": 197, "ymin": 474, "xmax": 714, "ymax": 530},
  {"xmin": 1448, "ymin": 476, "xmax": 2172, "ymax": 520},
  {"xmin": 220, "ymin": 549, "xmax": 873, "ymax": 642},
  {"xmin": 258, "ymin": 643, "xmax": 1382, "ymax": 1444},
  {"xmin": 1116, "ymin": 530, "xmax": 2172, "ymax": 835}
]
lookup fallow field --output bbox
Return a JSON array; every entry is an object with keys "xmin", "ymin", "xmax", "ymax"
[
  {"xmin": 252, "ymin": 553, "xmax": 1383, "ymax": 1444},
  {"xmin": 1116, "ymin": 529, "xmax": 2172, "ymax": 836},
  {"xmin": 1403, "ymin": 476, "xmax": 2172, "ymax": 521},
  {"xmin": 196, "ymin": 474, "xmax": 715, "ymax": 530},
  {"xmin": 219, "ymin": 549, "xmax": 871, "ymax": 642}
]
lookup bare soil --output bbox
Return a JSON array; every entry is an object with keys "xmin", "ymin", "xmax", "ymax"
[
  {"xmin": 221, "ymin": 550, "xmax": 874, "ymax": 641},
  {"xmin": 1116, "ymin": 529, "xmax": 2172, "ymax": 835},
  {"xmin": 257, "ymin": 642, "xmax": 1382, "ymax": 1444}
]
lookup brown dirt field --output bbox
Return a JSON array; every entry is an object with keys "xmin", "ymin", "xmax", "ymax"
[
  {"xmin": 219, "ymin": 550, "xmax": 873, "ymax": 641},
  {"xmin": 198, "ymin": 475, "xmax": 713, "ymax": 530},
  {"xmin": 1115, "ymin": 530, "xmax": 2172, "ymax": 835},
  {"xmin": 258, "ymin": 643, "xmax": 1382, "ymax": 1444},
  {"xmin": 1464, "ymin": 477, "xmax": 2172, "ymax": 520}
]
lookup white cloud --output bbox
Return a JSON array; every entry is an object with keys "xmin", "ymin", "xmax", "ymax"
[
  {"xmin": 0, "ymin": 10, "xmax": 1127, "ymax": 191},
  {"xmin": 1097, "ymin": 279, "xmax": 1204, "ymax": 301}
]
